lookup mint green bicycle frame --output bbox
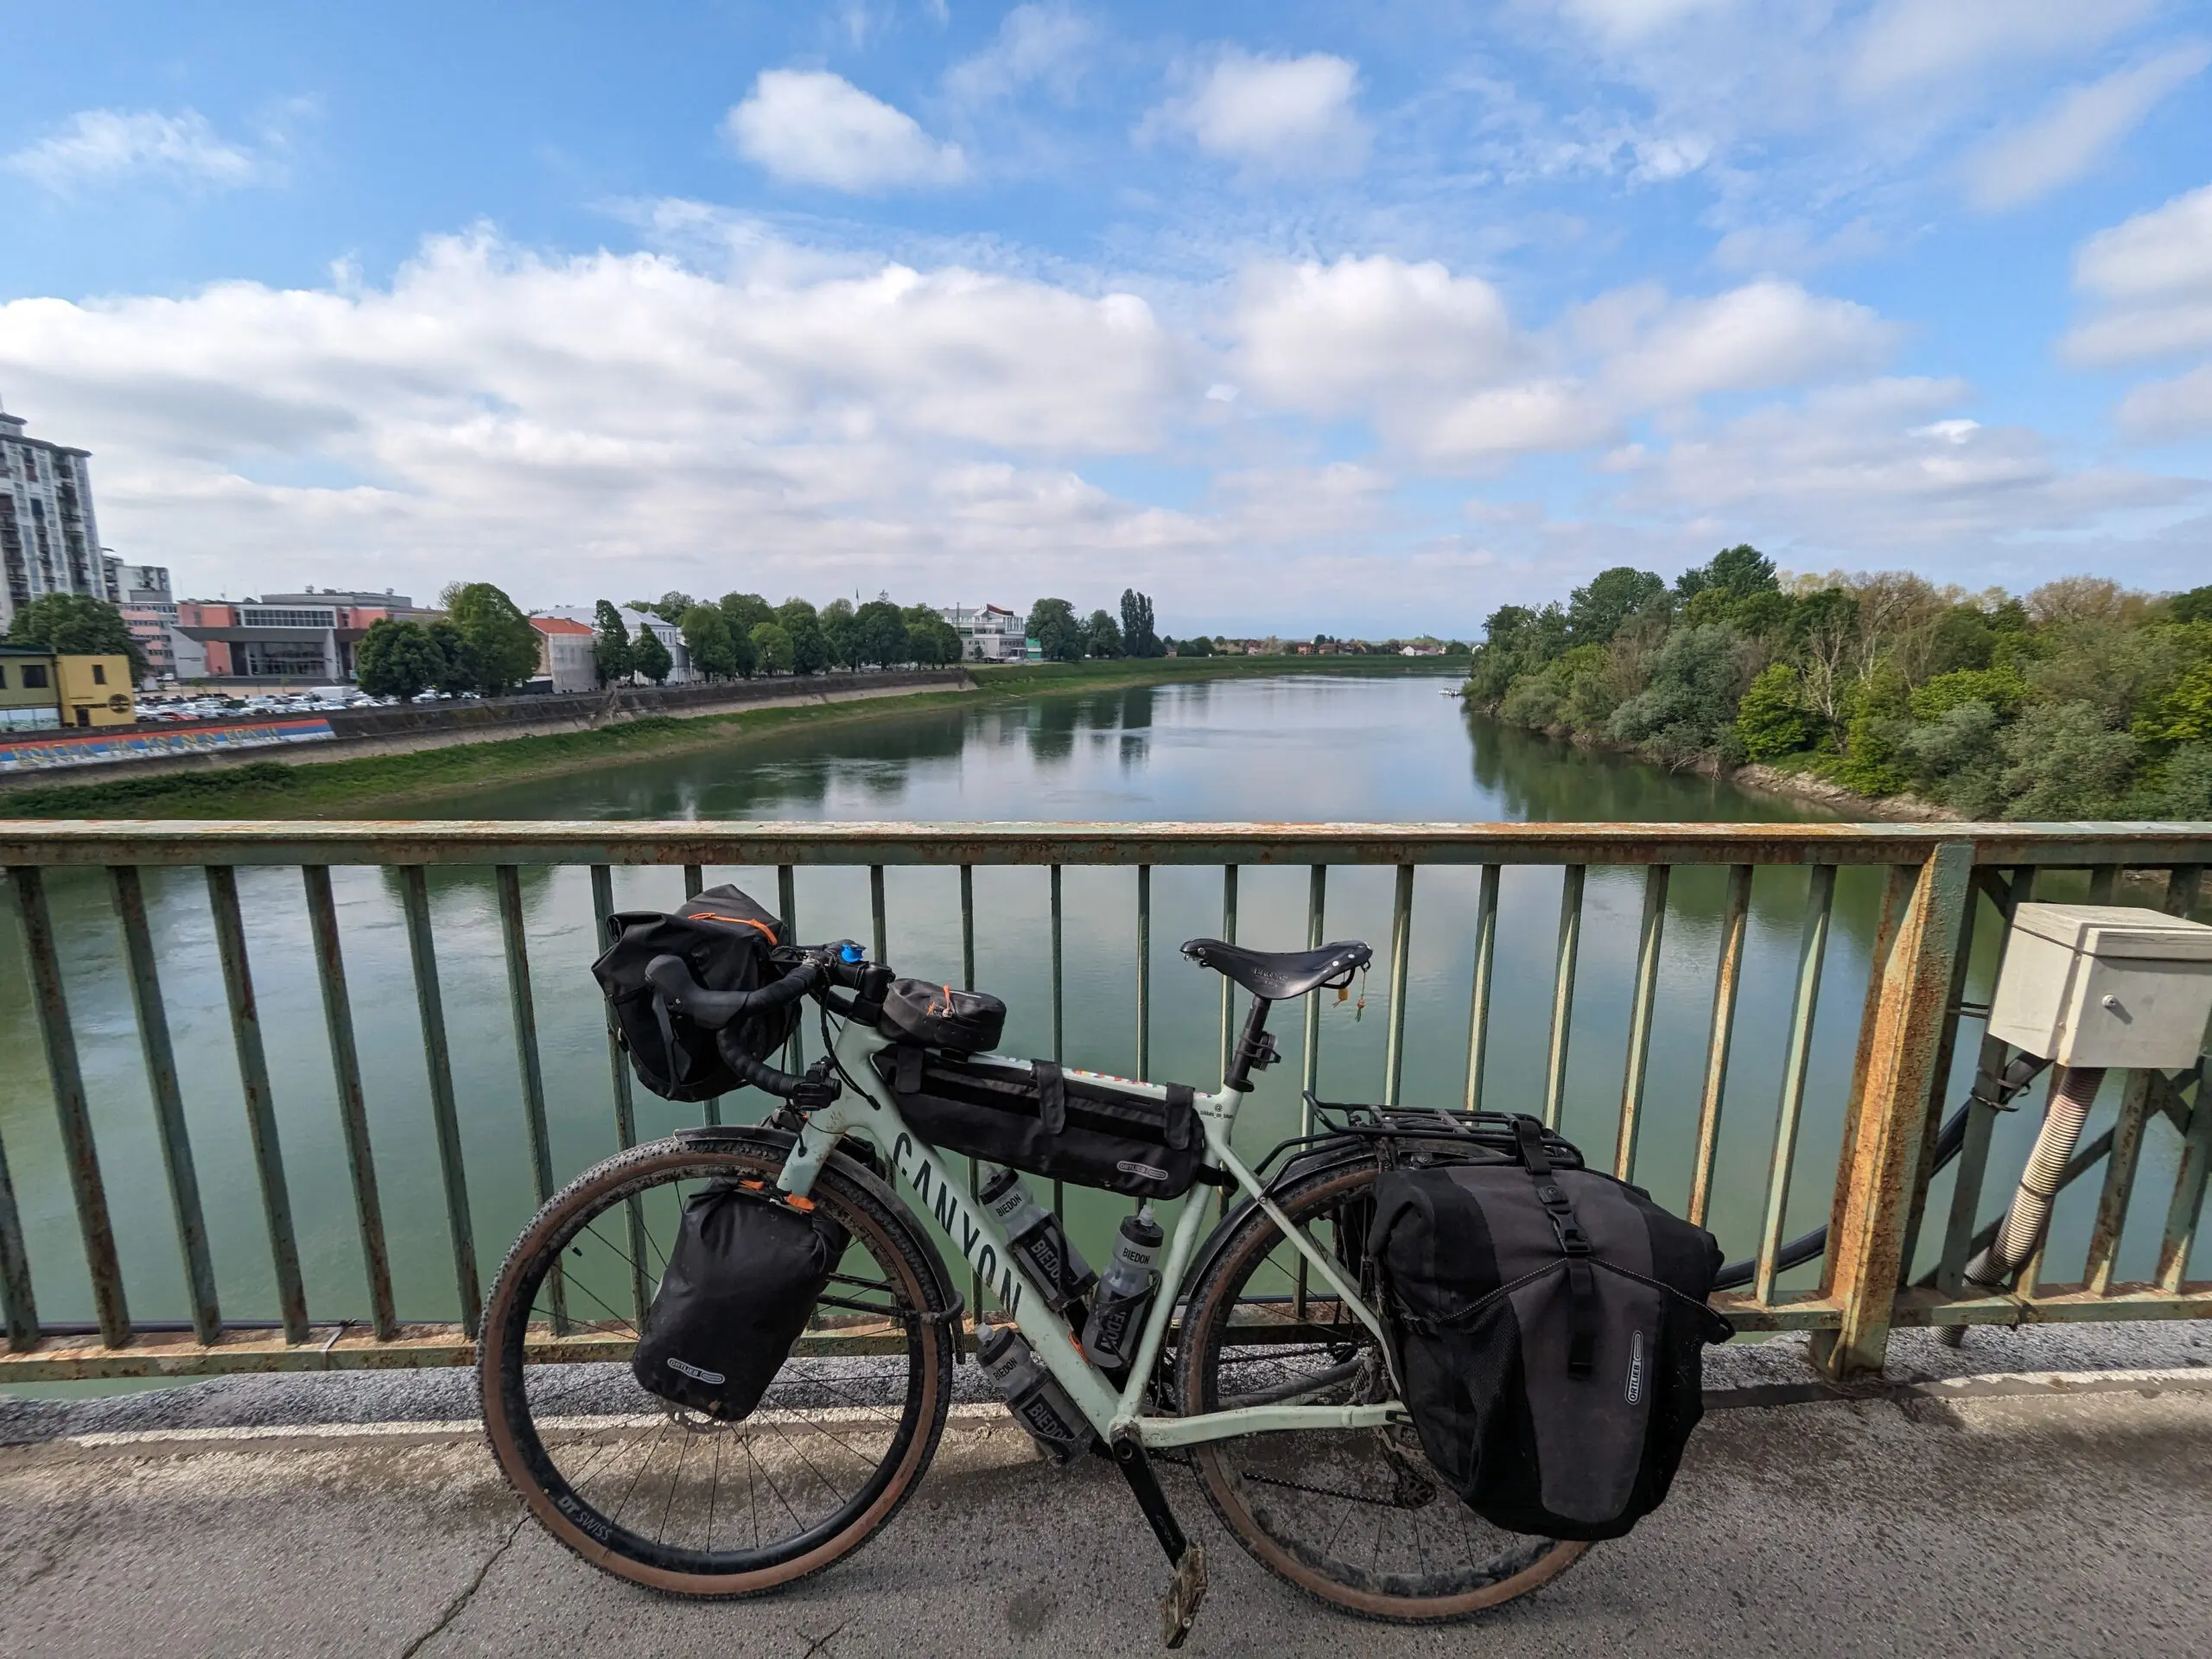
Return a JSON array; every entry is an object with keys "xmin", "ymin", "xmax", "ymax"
[{"xmin": 773, "ymin": 1014, "xmax": 1411, "ymax": 1451}]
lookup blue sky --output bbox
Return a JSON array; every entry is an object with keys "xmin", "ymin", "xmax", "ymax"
[{"xmin": 3, "ymin": 1, "xmax": 2209, "ymax": 635}]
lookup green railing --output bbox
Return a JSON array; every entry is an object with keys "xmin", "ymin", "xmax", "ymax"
[{"xmin": 1, "ymin": 819, "xmax": 2207, "ymax": 1383}]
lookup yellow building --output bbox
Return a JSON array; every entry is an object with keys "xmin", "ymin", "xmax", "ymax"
[
  {"xmin": 0, "ymin": 645, "xmax": 62, "ymax": 730},
  {"xmin": 55, "ymin": 653, "xmax": 136, "ymax": 727}
]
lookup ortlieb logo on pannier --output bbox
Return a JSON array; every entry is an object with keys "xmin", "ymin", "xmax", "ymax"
[
  {"xmin": 1366, "ymin": 1115, "xmax": 1733, "ymax": 1542},
  {"xmin": 591, "ymin": 883, "xmax": 800, "ymax": 1102}
]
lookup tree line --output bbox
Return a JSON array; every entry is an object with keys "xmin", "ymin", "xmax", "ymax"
[
  {"xmin": 609, "ymin": 592, "xmax": 962, "ymax": 682},
  {"xmin": 1463, "ymin": 546, "xmax": 2212, "ymax": 820},
  {"xmin": 1027, "ymin": 589, "xmax": 1168, "ymax": 660}
]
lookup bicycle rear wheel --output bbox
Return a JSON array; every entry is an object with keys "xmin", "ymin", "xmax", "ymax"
[
  {"xmin": 479, "ymin": 1132, "xmax": 955, "ymax": 1596},
  {"xmin": 1177, "ymin": 1154, "xmax": 1589, "ymax": 1620}
]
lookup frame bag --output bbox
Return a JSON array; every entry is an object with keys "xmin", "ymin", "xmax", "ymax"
[
  {"xmin": 632, "ymin": 1183, "xmax": 850, "ymax": 1421},
  {"xmin": 872, "ymin": 1048, "xmax": 1202, "ymax": 1201},
  {"xmin": 1366, "ymin": 1116, "xmax": 1733, "ymax": 1541},
  {"xmin": 877, "ymin": 978, "xmax": 1007, "ymax": 1054},
  {"xmin": 592, "ymin": 884, "xmax": 799, "ymax": 1102}
]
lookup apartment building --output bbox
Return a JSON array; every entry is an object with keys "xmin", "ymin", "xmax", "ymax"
[
  {"xmin": 115, "ymin": 563, "xmax": 178, "ymax": 683},
  {"xmin": 0, "ymin": 394, "xmax": 114, "ymax": 632},
  {"xmin": 528, "ymin": 614, "xmax": 599, "ymax": 693}
]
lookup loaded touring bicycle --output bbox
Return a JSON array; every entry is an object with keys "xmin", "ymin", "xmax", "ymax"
[{"xmin": 480, "ymin": 886, "xmax": 1732, "ymax": 1646}]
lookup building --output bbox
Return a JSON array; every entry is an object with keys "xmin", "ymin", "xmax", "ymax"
[
  {"xmin": 171, "ymin": 588, "xmax": 439, "ymax": 683},
  {"xmin": 115, "ymin": 563, "xmax": 177, "ymax": 683},
  {"xmin": 529, "ymin": 614, "xmax": 599, "ymax": 693},
  {"xmin": 536, "ymin": 607, "xmax": 694, "ymax": 683},
  {"xmin": 0, "ymin": 393, "xmax": 113, "ymax": 634},
  {"xmin": 0, "ymin": 645, "xmax": 133, "ymax": 728},
  {"xmin": 940, "ymin": 603, "xmax": 1035, "ymax": 663}
]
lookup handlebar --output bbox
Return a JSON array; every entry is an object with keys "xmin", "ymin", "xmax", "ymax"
[{"xmin": 645, "ymin": 951, "xmax": 824, "ymax": 1030}]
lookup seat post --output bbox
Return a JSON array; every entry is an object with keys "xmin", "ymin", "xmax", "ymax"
[{"xmin": 1223, "ymin": 995, "xmax": 1274, "ymax": 1093}]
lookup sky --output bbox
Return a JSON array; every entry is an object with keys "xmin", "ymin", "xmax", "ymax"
[{"xmin": 2, "ymin": 1, "xmax": 2209, "ymax": 638}]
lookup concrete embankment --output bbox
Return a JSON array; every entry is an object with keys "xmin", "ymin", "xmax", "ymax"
[
  {"xmin": 0, "ymin": 669, "xmax": 974, "ymax": 798},
  {"xmin": 4, "ymin": 1326, "xmax": 2208, "ymax": 1656}
]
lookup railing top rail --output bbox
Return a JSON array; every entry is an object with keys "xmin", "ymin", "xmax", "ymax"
[{"xmin": 2, "ymin": 818, "xmax": 2209, "ymax": 868}]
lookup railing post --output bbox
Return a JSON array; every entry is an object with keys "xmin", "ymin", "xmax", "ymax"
[{"xmin": 1810, "ymin": 841, "xmax": 1973, "ymax": 1380}]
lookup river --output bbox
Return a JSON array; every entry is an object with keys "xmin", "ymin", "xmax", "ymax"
[{"xmin": 0, "ymin": 673, "xmax": 2142, "ymax": 1342}]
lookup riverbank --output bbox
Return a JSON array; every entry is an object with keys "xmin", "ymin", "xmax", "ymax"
[{"xmin": 0, "ymin": 656, "xmax": 1469, "ymax": 820}]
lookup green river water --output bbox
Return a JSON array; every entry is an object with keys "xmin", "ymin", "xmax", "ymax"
[{"xmin": 0, "ymin": 673, "xmax": 2175, "ymax": 1343}]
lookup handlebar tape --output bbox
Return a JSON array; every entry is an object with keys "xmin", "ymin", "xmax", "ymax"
[{"xmin": 644, "ymin": 952, "xmax": 823, "ymax": 1030}]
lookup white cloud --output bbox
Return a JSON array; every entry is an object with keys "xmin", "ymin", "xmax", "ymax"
[
  {"xmin": 945, "ymin": 2, "xmax": 1096, "ymax": 104},
  {"xmin": 1961, "ymin": 47, "xmax": 2210, "ymax": 212},
  {"xmin": 1599, "ymin": 280, "xmax": 1898, "ymax": 404},
  {"xmin": 3, "ymin": 108, "xmax": 266, "ymax": 194},
  {"xmin": 724, "ymin": 70, "xmax": 966, "ymax": 192},
  {"xmin": 2115, "ymin": 359, "xmax": 2212, "ymax": 439},
  {"xmin": 1549, "ymin": 0, "xmax": 1743, "ymax": 51},
  {"xmin": 1146, "ymin": 50, "xmax": 1368, "ymax": 175},
  {"xmin": 2067, "ymin": 181, "xmax": 2212, "ymax": 435},
  {"xmin": 1848, "ymin": 0, "xmax": 2161, "ymax": 100}
]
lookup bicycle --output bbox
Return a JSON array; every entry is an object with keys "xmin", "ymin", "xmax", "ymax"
[{"xmin": 478, "ymin": 934, "xmax": 1588, "ymax": 1644}]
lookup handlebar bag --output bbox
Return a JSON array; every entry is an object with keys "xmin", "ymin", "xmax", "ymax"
[
  {"xmin": 871, "ymin": 1046, "xmax": 1202, "ymax": 1200},
  {"xmin": 632, "ymin": 1181, "xmax": 849, "ymax": 1421},
  {"xmin": 1365, "ymin": 1116, "xmax": 1732, "ymax": 1541},
  {"xmin": 877, "ymin": 979, "xmax": 1007, "ymax": 1055},
  {"xmin": 591, "ymin": 883, "xmax": 800, "ymax": 1102}
]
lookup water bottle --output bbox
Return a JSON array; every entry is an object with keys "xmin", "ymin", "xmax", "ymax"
[
  {"xmin": 1080, "ymin": 1205, "xmax": 1164, "ymax": 1374},
  {"xmin": 976, "ymin": 1322, "xmax": 1090, "ymax": 1466},
  {"xmin": 980, "ymin": 1166, "xmax": 1096, "ymax": 1311}
]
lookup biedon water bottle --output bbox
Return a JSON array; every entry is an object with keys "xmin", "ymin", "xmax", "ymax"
[
  {"xmin": 980, "ymin": 1166, "xmax": 1096, "ymax": 1310},
  {"xmin": 1080, "ymin": 1204, "xmax": 1164, "ymax": 1374},
  {"xmin": 976, "ymin": 1322, "xmax": 1090, "ymax": 1466}
]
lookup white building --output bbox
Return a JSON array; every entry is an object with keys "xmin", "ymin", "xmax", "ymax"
[
  {"xmin": 527, "ymin": 615, "xmax": 600, "ymax": 694},
  {"xmin": 940, "ymin": 603, "xmax": 1033, "ymax": 662},
  {"xmin": 1, "ymin": 392, "xmax": 114, "ymax": 632},
  {"xmin": 536, "ymin": 607, "xmax": 694, "ymax": 683}
]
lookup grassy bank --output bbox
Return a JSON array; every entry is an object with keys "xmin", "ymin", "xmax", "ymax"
[{"xmin": 2, "ymin": 655, "xmax": 1468, "ymax": 819}]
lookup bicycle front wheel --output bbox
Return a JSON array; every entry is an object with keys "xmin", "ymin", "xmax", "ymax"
[
  {"xmin": 1177, "ymin": 1154, "xmax": 1589, "ymax": 1620},
  {"xmin": 479, "ymin": 1132, "xmax": 955, "ymax": 1597}
]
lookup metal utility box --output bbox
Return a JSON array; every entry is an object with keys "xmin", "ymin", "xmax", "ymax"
[{"xmin": 1986, "ymin": 903, "xmax": 2212, "ymax": 1069}]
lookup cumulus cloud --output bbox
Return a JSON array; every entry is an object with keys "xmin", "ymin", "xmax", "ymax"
[
  {"xmin": 1599, "ymin": 280, "xmax": 1898, "ymax": 404},
  {"xmin": 3, "ymin": 108, "xmax": 268, "ymax": 194},
  {"xmin": 724, "ymin": 70, "xmax": 966, "ymax": 191},
  {"xmin": 2066, "ymin": 181, "xmax": 2212, "ymax": 437},
  {"xmin": 1145, "ymin": 50, "xmax": 1368, "ymax": 175},
  {"xmin": 1961, "ymin": 47, "xmax": 2209, "ymax": 212},
  {"xmin": 945, "ymin": 2, "xmax": 1096, "ymax": 104}
]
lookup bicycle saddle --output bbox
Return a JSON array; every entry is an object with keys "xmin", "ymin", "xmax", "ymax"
[{"xmin": 1180, "ymin": 938, "xmax": 1371, "ymax": 1000}]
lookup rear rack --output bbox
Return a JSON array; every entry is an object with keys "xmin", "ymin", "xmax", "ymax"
[{"xmin": 1244, "ymin": 1096, "xmax": 1586, "ymax": 1187}]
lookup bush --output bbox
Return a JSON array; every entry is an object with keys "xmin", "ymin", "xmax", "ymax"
[
  {"xmin": 2127, "ymin": 742, "xmax": 2212, "ymax": 817},
  {"xmin": 1900, "ymin": 701, "xmax": 2008, "ymax": 817},
  {"xmin": 1607, "ymin": 625, "xmax": 1745, "ymax": 767},
  {"xmin": 1735, "ymin": 663, "xmax": 1816, "ymax": 761},
  {"xmin": 2000, "ymin": 702, "xmax": 2139, "ymax": 819},
  {"xmin": 1909, "ymin": 665, "xmax": 2027, "ymax": 721}
]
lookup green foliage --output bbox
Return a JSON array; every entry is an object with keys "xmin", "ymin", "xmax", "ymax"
[
  {"xmin": 1674, "ymin": 543, "xmax": 1777, "ymax": 601},
  {"xmin": 1830, "ymin": 713, "xmax": 1910, "ymax": 797},
  {"xmin": 748, "ymin": 620, "xmax": 793, "ymax": 675},
  {"xmin": 1909, "ymin": 665, "xmax": 2027, "ymax": 721},
  {"xmin": 446, "ymin": 582, "xmax": 541, "ymax": 696},
  {"xmin": 1899, "ymin": 702, "xmax": 2008, "ymax": 817},
  {"xmin": 1607, "ymin": 625, "xmax": 1746, "ymax": 768},
  {"xmin": 820, "ymin": 598, "xmax": 861, "ymax": 670},
  {"xmin": 1175, "ymin": 634, "xmax": 1215, "ymax": 658},
  {"xmin": 1029, "ymin": 598, "xmax": 1084, "ymax": 662},
  {"xmin": 6, "ymin": 592, "xmax": 147, "ymax": 681},
  {"xmin": 846, "ymin": 600, "xmax": 906, "ymax": 668},
  {"xmin": 1735, "ymin": 663, "xmax": 1817, "ymax": 761},
  {"xmin": 905, "ymin": 611, "xmax": 962, "ymax": 667},
  {"xmin": 1567, "ymin": 567, "xmax": 1664, "ymax": 645},
  {"xmin": 2133, "ymin": 656, "xmax": 2212, "ymax": 747},
  {"xmin": 2000, "ymin": 702, "xmax": 2139, "ymax": 819},
  {"xmin": 629, "ymin": 622, "xmax": 673, "ymax": 684},
  {"xmin": 2128, "ymin": 742, "xmax": 2212, "ymax": 817},
  {"xmin": 354, "ymin": 618, "xmax": 445, "ymax": 701},
  {"xmin": 593, "ymin": 600, "xmax": 632, "ymax": 686},
  {"xmin": 720, "ymin": 592, "xmax": 775, "ymax": 639},
  {"xmin": 2170, "ymin": 585, "xmax": 2212, "ymax": 626},
  {"xmin": 777, "ymin": 600, "xmax": 829, "ymax": 675},
  {"xmin": 427, "ymin": 620, "xmax": 478, "ymax": 694},
  {"xmin": 679, "ymin": 605, "xmax": 738, "ymax": 680},
  {"xmin": 647, "ymin": 591, "xmax": 695, "ymax": 624},
  {"xmin": 1084, "ymin": 609, "xmax": 1123, "ymax": 658},
  {"xmin": 1120, "ymin": 589, "xmax": 1162, "ymax": 658}
]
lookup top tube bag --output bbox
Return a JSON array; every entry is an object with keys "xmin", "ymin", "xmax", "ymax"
[
  {"xmin": 872, "ymin": 1046, "xmax": 1203, "ymax": 1202},
  {"xmin": 591, "ymin": 883, "xmax": 801, "ymax": 1102}
]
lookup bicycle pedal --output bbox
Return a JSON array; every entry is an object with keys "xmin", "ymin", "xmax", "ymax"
[{"xmin": 1160, "ymin": 1542, "xmax": 1208, "ymax": 1649}]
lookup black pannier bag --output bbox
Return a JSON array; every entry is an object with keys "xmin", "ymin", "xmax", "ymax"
[
  {"xmin": 632, "ymin": 1182, "xmax": 849, "ymax": 1420},
  {"xmin": 592, "ymin": 884, "xmax": 799, "ymax": 1102},
  {"xmin": 1366, "ymin": 1116, "xmax": 1732, "ymax": 1542},
  {"xmin": 878, "ymin": 978, "xmax": 1007, "ymax": 1054},
  {"xmin": 872, "ymin": 1048, "xmax": 1201, "ymax": 1201}
]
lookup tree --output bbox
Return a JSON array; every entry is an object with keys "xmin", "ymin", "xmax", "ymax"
[
  {"xmin": 854, "ymin": 599, "xmax": 909, "ymax": 668},
  {"xmin": 1606, "ymin": 624, "xmax": 1747, "ymax": 768},
  {"xmin": 1734, "ymin": 663, "xmax": 1816, "ymax": 761},
  {"xmin": 821, "ymin": 598, "xmax": 861, "ymax": 670},
  {"xmin": 680, "ymin": 605, "xmax": 738, "ymax": 680},
  {"xmin": 2170, "ymin": 585, "xmax": 2212, "ymax": 626},
  {"xmin": 749, "ymin": 620, "xmax": 794, "ymax": 675},
  {"xmin": 719, "ymin": 592, "xmax": 775, "ymax": 638},
  {"xmin": 906, "ymin": 611, "xmax": 962, "ymax": 666},
  {"xmin": 1084, "ymin": 609, "xmax": 1123, "ymax": 658},
  {"xmin": 1177, "ymin": 634, "xmax": 1215, "ymax": 658},
  {"xmin": 427, "ymin": 620, "xmax": 479, "ymax": 694},
  {"xmin": 354, "ymin": 618, "xmax": 445, "ymax": 701},
  {"xmin": 593, "ymin": 601, "xmax": 632, "ymax": 686},
  {"xmin": 446, "ymin": 582, "xmax": 541, "ymax": 696},
  {"xmin": 1567, "ymin": 567, "xmax": 1665, "ymax": 645},
  {"xmin": 1029, "ymin": 598, "xmax": 1084, "ymax": 662},
  {"xmin": 645, "ymin": 591, "xmax": 696, "ymax": 624},
  {"xmin": 6, "ymin": 592, "xmax": 148, "ymax": 682},
  {"xmin": 1120, "ymin": 589, "xmax": 1161, "ymax": 658},
  {"xmin": 630, "ymin": 622, "xmax": 673, "ymax": 684},
  {"xmin": 1675, "ymin": 543, "xmax": 1777, "ymax": 601},
  {"xmin": 777, "ymin": 599, "xmax": 829, "ymax": 675}
]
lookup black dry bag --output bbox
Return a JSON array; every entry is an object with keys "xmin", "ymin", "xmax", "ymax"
[
  {"xmin": 1366, "ymin": 1116, "xmax": 1732, "ymax": 1541},
  {"xmin": 592, "ymin": 883, "xmax": 798, "ymax": 1102},
  {"xmin": 632, "ymin": 1183, "xmax": 849, "ymax": 1421}
]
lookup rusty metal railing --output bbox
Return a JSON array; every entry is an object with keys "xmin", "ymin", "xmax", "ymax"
[{"xmin": 1, "ymin": 819, "xmax": 2207, "ymax": 1384}]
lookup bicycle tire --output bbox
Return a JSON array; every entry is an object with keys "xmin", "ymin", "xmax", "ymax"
[
  {"xmin": 1177, "ymin": 1154, "xmax": 1590, "ymax": 1620},
  {"xmin": 479, "ymin": 1132, "xmax": 955, "ymax": 1597}
]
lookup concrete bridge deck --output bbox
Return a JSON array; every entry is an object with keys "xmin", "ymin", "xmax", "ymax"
[{"xmin": 5, "ymin": 1326, "xmax": 2209, "ymax": 1658}]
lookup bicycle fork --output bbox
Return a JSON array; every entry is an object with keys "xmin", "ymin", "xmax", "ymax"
[{"xmin": 1109, "ymin": 1431, "xmax": 1209, "ymax": 1649}]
